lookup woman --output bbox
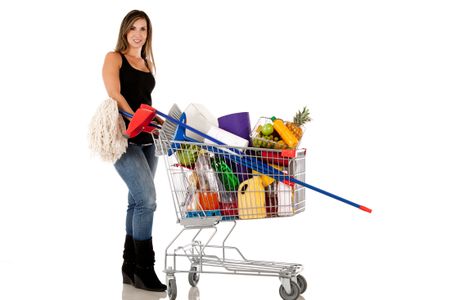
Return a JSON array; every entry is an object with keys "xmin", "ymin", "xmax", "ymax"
[{"xmin": 102, "ymin": 10, "xmax": 166, "ymax": 292}]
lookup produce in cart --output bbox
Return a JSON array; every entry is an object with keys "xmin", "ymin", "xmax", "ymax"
[
  {"xmin": 285, "ymin": 106, "xmax": 311, "ymax": 140},
  {"xmin": 176, "ymin": 144, "xmax": 199, "ymax": 167},
  {"xmin": 251, "ymin": 106, "xmax": 311, "ymax": 150},
  {"xmin": 271, "ymin": 116, "xmax": 298, "ymax": 148},
  {"xmin": 252, "ymin": 122, "xmax": 286, "ymax": 149}
]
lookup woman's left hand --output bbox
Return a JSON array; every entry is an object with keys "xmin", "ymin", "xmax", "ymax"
[{"xmin": 155, "ymin": 116, "xmax": 164, "ymax": 125}]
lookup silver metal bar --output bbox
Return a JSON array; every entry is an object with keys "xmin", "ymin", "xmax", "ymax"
[
  {"xmin": 221, "ymin": 221, "xmax": 238, "ymax": 261},
  {"xmin": 155, "ymin": 126, "xmax": 307, "ymax": 296}
]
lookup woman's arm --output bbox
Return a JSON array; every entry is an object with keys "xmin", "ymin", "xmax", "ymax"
[{"xmin": 102, "ymin": 52, "xmax": 134, "ymax": 119}]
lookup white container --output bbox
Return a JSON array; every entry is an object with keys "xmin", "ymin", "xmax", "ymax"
[
  {"xmin": 205, "ymin": 126, "xmax": 249, "ymax": 148},
  {"xmin": 184, "ymin": 103, "xmax": 218, "ymax": 142},
  {"xmin": 288, "ymin": 155, "xmax": 306, "ymax": 213},
  {"xmin": 277, "ymin": 181, "xmax": 294, "ymax": 216}
]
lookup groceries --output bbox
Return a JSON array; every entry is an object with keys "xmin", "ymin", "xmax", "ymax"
[
  {"xmin": 194, "ymin": 153, "xmax": 221, "ymax": 211},
  {"xmin": 251, "ymin": 119, "xmax": 288, "ymax": 149},
  {"xmin": 218, "ymin": 112, "xmax": 252, "ymax": 142},
  {"xmin": 171, "ymin": 104, "xmax": 309, "ymax": 221},
  {"xmin": 290, "ymin": 106, "xmax": 311, "ymax": 140},
  {"xmin": 210, "ymin": 158, "xmax": 239, "ymax": 191},
  {"xmin": 205, "ymin": 126, "xmax": 249, "ymax": 148},
  {"xmin": 176, "ymin": 144, "xmax": 199, "ymax": 168},
  {"xmin": 176, "ymin": 145, "xmax": 305, "ymax": 221},
  {"xmin": 184, "ymin": 103, "xmax": 218, "ymax": 142},
  {"xmin": 250, "ymin": 107, "xmax": 311, "ymax": 150},
  {"xmin": 252, "ymin": 164, "xmax": 283, "ymax": 187},
  {"xmin": 237, "ymin": 177, "xmax": 266, "ymax": 220},
  {"xmin": 271, "ymin": 117, "xmax": 298, "ymax": 148},
  {"xmin": 277, "ymin": 181, "xmax": 295, "ymax": 216}
]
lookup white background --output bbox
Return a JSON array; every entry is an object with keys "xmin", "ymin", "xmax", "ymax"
[{"xmin": 1, "ymin": 0, "xmax": 449, "ymax": 299}]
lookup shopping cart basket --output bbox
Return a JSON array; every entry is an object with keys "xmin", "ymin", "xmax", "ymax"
[{"xmin": 153, "ymin": 129, "xmax": 308, "ymax": 300}]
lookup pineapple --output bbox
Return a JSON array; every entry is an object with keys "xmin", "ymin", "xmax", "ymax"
[
  {"xmin": 294, "ymin": 106, "xmax": 311, "ymax": 126},
  {"xmin": 286, "ymin": 106, "xmax": 311, "ymax": 140}
]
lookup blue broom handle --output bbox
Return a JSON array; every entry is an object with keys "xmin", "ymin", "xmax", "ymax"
[
  {"xmin": 156, "ymin": 110, "xmax": 372, "ymax": 213},
  {"xmin": 211, "ymin": 146, "xmax": 371, "ymax": 213}
]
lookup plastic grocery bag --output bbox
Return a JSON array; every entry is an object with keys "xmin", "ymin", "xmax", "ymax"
[
  {"xmin": 183, "ymin": 170, "xmax": 198, "ymax": 212},
  {"xmin": 210, "ymin": 158, "xmax": 239, "ymax": 191},
  {"xmin": 216, "ymin": 177, "xmax": 238, "ymax": 218},
  {"xmin": 170, "ymin": 166, "xmax": 198, "ymax": 214}
]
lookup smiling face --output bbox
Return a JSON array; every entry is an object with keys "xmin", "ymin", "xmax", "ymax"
[
  {"xmin": 126, "ymin": 18, "xmax": 148, "ymax": 50},
  {"xmin": 115, "ymin": 10, "xmax": 155, "ymax": 73}
]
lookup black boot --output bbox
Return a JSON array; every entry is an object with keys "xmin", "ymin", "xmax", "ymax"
[
  {"xmin": 133, "ymin": 238, "xmax": 167, "ymax": 292},
  {"xmin": 122, "ymin": 235, "xmax": 135, "ymax": 285}
]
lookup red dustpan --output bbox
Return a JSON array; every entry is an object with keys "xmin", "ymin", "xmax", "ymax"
[{"xmin": 122, "ymin": 104, "xmax": 157, "ymax": 138}]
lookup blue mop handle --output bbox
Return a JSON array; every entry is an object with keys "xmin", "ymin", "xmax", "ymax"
[
  {"xmin": 242, "ymin": 155, "xmax": 371, "ymax": 213},
  {"xmin": 209, "ymin": 146, "xmax": 371, "ymax": 213},
  {"xmin": 119, "ymin": 110, "xmax": 133, "ymax": 118},
  {"xmin": 156, "ymin": 109, "xmax": 372, "ymax": 213}
]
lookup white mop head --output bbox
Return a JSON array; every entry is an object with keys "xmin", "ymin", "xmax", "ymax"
[{"xmin": 88, "ymin": 98, "xmax": 128, "ymax": 163}]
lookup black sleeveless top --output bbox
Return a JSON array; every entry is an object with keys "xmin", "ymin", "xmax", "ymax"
[{"xmin": 119, "ymin": 52, "xmax": 156, "ymax": 145}]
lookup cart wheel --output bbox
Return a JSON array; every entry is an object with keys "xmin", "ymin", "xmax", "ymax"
[
  {"xmin": 279, "ymin": 281, "xmax": 300, "ymax": 300},
  {"xmin": 168, "ymin": 278, "xmax": 177, "ymax": 300},
  {"xmin": 296, "ymin": 274, "xmax": 307, "ymax": 294},
  {"xmin": 188, "ymin": 266, "xmax": 200, "ymax": 287}
]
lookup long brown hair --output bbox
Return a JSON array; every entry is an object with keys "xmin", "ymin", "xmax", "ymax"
[{"xmin": 115, "ymin": 10, "xmax": 155, "ymax": 74}]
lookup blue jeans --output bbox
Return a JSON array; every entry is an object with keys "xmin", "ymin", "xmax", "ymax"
[{"xmin": 114, "ymin": 144, "xmax": 158, "ymax": 241}]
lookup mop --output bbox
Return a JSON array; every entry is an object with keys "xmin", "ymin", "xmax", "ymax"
[{"xmin": 88, "ymin": 98, "xmax": 128, "ymax": 163}]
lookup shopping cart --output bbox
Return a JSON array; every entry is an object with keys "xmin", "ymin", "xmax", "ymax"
[{"xmin": 153, "ymin": 129, "xmax": 308, "ymax": 300}]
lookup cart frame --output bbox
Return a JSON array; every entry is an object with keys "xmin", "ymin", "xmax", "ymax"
[{"xmin": 153, "ymin": 132, "xmax": 307, "ymax": 300}]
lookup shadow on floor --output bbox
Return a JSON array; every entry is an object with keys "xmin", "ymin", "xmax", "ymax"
[
  {"xmin": 122, "ymin": 284, "xmax": 167, "ymax": 300},
  {"xmin": 122, "ymin": 284, "xmax": 306, "ymax": 300}
]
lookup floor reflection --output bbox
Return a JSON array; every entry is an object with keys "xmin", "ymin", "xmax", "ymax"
[
  {"xmin": 187, "ymin": 286, "xmax": 305, "ymax": 300},
  {"xmin": 122, "ymin": 284, "xmax": 167, "ymax": 300},
  {"xmin": 122, "ymin": 283, "xmax": 306, "ymax": 300},
  {"xmin": 188, "ymin": 287, "xmax": 200, "ymax": 300}
]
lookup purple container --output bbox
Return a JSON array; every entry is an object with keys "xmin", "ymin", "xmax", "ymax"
[
  {"xmin": 218, "ymin": 112, "xmax": 251, "ymax": 142},
  {"xmin": 218, "ymin": 112, "xmax": 252, "ymax": 182}
]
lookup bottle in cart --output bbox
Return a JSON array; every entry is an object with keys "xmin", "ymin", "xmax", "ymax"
[
  {"xmin": 219, "ymin": 190, "xmax": 238, "ymax": 219},
  {"xmin": 265, "ymin": 182, "xmax": 278, "ymax": 217},
  {"xmin": 197, "ymin": 191, "xmax": 220, "ymax": 211},
  {"xmin": 237, "ymin": 176, "xmax": 266, "ymax": 220},
  {"xmin": 195, "ymin": 154, "xmax": 220, "ymax": 211},
  {"xmin": 277, "ymin": 181, "xmax": 294, "ymax": 216}
]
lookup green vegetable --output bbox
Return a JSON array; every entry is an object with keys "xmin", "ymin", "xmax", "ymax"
[{"xmin": 176, "ymin": 144, "xmax": 199, "ymax": 167}]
